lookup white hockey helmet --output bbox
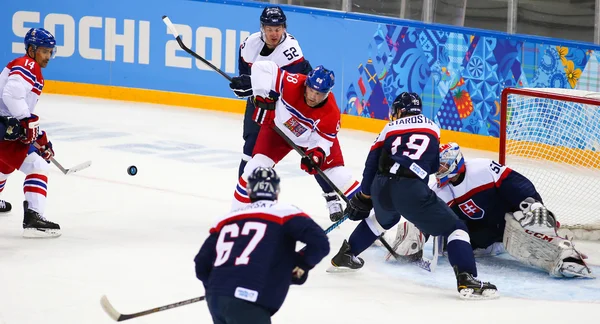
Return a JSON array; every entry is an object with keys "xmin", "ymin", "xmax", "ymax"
[{"xmin": 436, "ymin": 142, "xmax": 465, "ymax": 187}]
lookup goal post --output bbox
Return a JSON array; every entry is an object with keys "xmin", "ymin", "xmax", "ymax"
[{"xmin": 500, "ymin": 87, "xmax": 600, "ymax": 240}]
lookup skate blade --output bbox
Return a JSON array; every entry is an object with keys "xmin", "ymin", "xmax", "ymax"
[
  {"xmin": 23, "ymin": 228, "xmax": 62, "ymax": 238},
  {"xmin": 458, "ymin": 288, "xmax": 499, "ymax": 300},
  {"xmin": 326, "ymin": 265, "xmax": 361, "ymax": 273}
]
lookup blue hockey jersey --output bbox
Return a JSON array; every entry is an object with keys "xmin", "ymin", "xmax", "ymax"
[
  {"xmin": 431, "ymin": 158, "xmax": 542, "ymax": 248},
  {"xmin": 194, "ymin": 200, "xmax": 330, "ymax": 314},
  {"xmin": 361, "ymin": 114, "xmax": 440, "ymax": 195}
]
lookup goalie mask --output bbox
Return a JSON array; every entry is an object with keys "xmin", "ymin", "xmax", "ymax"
[
  {"xmin": 247, "ymin": 167, "xmax": 281, "ymax": 202},
  {"xmin": 436, "ymin": 142, "xmax": 465, "ymax": 187}
]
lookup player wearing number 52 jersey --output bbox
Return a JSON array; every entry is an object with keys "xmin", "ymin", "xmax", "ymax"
[
  {"xmin": 195, "ymin": 167, "xmax": 329, "ymax": 324},
  {"xmin": 329, "ymin": 92, "xmax": 497, "ymax": 299},
  {"xmin": 0, "ymin": 28, "xmax": 60, "ymax": 238}
]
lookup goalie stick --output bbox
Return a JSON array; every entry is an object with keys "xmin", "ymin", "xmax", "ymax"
[
  {"xmin": 33, "ymin": 143, "xmax": 91, "ymax": 175},
  {"xmin": 100, "ymin": 295, "xmax": 205, "ymax": 322}
]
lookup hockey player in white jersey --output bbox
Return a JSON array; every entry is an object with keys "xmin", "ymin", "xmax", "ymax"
[
  {"xmin": 0, "ymin": 28, "xmax": 60, "ymax": 237},
  {"xmin": 228, "ymin": 6, "xmax": 347, "ymax": 222},
  {"xmin": 391, "ymin": 142, "xmax": 592, "ymax": 278}
]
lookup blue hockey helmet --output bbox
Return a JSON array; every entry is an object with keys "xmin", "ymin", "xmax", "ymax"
[
  {"xmin": 247, "ymin": 167, "xmax": 281, "ymax": 202},
  {"xmin": 24, "ymin": 28, "xmax": 57, "ymax": 58},
  {"xmin": 436, "ymin": 142, "xmax": 465, "ymax": 187},
  {"xmin": 392, "ymin": 92, "xmax": 422, "ymax": 119},
  {"xmin": 306, "ymin": 66, "xmax": 335, "ymax": 94},
  {"xmin": 260, "ymin": 6, "xmax": 287, "ymax": 27}
]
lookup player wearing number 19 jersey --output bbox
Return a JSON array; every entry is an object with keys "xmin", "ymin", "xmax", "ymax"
[
  {"xmin": 195, "ymin": 167, "xmax": 329, "ymax": 323},
  {"xmin": 329, "ymin": 92, "xmax": 497, "ymax": 299}
]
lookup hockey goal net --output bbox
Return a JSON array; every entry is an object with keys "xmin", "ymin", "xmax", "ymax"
[{"xmin": 500, "ymin": 88, "xmax": 600, "ymax": 240}]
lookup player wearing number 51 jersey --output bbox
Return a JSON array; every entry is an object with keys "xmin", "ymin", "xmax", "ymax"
[
  {"xmin": 330, "ymin": 92, "xmax": 497, "ymax": 299},
  {"xmin": 195, "ymin": 167, "xmax": 329, "ymax": 324}
]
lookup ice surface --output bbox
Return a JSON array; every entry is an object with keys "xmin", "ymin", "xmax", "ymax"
[{"xmin": 0, "ymin": 95, "xmax": 598, "ymax": 324}]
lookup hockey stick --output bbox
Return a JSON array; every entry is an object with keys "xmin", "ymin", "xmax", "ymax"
[
  {"xmin": 162, "ymin": 16, "xmax": 232, "ymax": 82},
  {"xmin": 33, "ymin": 143, "xmax": 92, "ymax": 175},
  {"xmin": 100, "ymin": 295, "xmax": 205, "ymax": 322},
  {"xmin": 162, "ymin": 14, "xmax": 395, "ymax": 253}
]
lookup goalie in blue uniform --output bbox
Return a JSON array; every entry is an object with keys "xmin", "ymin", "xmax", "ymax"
[{"xmin": 391, "ymin": 142, "xmax": 593, "ymax": 278}]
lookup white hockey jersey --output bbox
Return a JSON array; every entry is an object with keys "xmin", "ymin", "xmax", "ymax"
[{"xmin": 0, "ymin": 55, "xmax": 44, "ymax": 120}]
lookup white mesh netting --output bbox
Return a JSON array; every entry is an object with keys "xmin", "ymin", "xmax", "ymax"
[{"xmin": 503, "ymin": 88, "xmax": 600, "ymax": 238}]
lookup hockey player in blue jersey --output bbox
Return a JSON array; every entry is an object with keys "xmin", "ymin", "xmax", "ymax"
[
  {"xmin": 424, "ymin": 142, "xmax": 591, "ymax": 278},
  {"xmin": 328, "ymin": 92, "xmax": 498, "ymax": 299},
  {"xmin": 194, "ymin": 167, "xmax": 330, "ymax": 323},
  {"xmin": 228, "ymin": 6, "xmax": 348, "ymax": 222}
]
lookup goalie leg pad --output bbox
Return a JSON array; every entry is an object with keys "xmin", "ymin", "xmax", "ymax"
[
  {"xmin": 503, "ymin": 213, "xmax": 593, "ymax": 278},
  {"xmin": 389, "ymin": 221, "xmax": 425, "ymax": 258}
]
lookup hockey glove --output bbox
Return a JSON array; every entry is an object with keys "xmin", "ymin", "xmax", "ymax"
[
  {"xmin": 229, "ymin": 74, "xmax": 252, "ymax": 98},
  {"xmin": 2, "ymin": 117, "xmax": 24, "ymax": 141},
  {"xmin": 346, "ymin": 192, "xmax": 373, "ymax": 221},
  {"xmin": 513, "ymin": 197, "xmax": 557, "ymax": 235},
  {"xmin": 253, "ymin": 91, "xmax": 280, "ymax": 125},
  {"xmin": 300, "ymin": 147, "xmax": 325, "ymax": 175},
  {"xmin": 19, "ymin": 114, "xmax": 40, "ymax": 144},
  {"xmin": 34, "ymin": 131, "xmax": 54, "ymax": 162},
  {"xmin": 291, "ymin": 253, "xmax": 312, "ymax": 285}
]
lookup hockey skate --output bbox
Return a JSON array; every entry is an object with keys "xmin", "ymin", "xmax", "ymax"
[
  {"xmin": 454, "ymin": 266, "xmax": 498, "ymax": 300},
  {"xmin": 327, "ymin": 239, "xmax": 364, "ymax": 273},
  {"xmin": 323, "ymin": 192, "xmax": 344, "ymax": 222},
  {"xmin": 558, "ymin": 257, "xmax": 594, "ymax": 278},
  {"xmin": 22, "ymin": 202, "xmax": 61, "ymax": 238},
  {"xmin": 0, "ymin": 200, "xmax": 12, "ymax": 213}
]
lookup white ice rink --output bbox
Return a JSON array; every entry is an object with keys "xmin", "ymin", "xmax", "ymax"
[{"xmin": 0, "ymin": 94, "xmax": 599, "ymax": 324}]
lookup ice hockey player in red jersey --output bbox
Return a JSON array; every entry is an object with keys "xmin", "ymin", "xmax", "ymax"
[
  {"xmin": 230, "ymin": 61, "xmax": 361, "ymax": 212},
  {"xmin": 0, "ymin": 28, "xmax": 60, "ymax": 238},
  {"xmin": 228, "ymin": 6, "xmax": 348, "ymax": 221}
]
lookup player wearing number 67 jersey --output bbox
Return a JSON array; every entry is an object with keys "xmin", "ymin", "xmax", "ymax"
[
  {"xmin": 329, "ymin": 92, "xmax": 497, "ymax": 299},
  {"xmin": 195, "ymin": 167, "xmax": 329, "ymax": 324}
]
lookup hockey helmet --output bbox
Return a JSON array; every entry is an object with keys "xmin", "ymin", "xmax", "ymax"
[
  {"xmin": 260, "ymin": 6, "xmax": 287, "ymax": 27},
  {"xmin": 24, "ymin": 28, "xmax": 57, "ymax": 58},
  {"xmin": 436, "ymin": 142, "xmax": 465, "ymax": 187},
  {"xmin": 306, "ymin": 65, "xmax": 335, "ymax": 94},
  {"xmin": 247, "ymin": 167, "xmax": 281, "ymax": 201},
  {"xmin": 391, "ymin": 92, "xmax": 422, "ymax": 119}
]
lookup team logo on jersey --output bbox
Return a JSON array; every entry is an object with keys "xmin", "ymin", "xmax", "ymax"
[
  {"xmin": 458, "ymin": 199, "xmax": 484, "ymax": 219},
  {"xmin": 283, "ymin": 117, "xmax": 308, "ymax": 137}
]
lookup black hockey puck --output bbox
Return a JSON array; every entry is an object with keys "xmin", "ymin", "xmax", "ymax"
[{"xmin": 127, "ymin": 165, "xmax": 138, "ymax": 176}]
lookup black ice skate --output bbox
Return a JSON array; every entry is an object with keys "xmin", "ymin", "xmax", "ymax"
[
  {"xmin": 0, "ymin": 200, "xmax": 12, "ymax": 213},
  {"xmin": 454, "ymin": 266, "xmax": 498, "ymax": 300},
  {"xmin": 327, "ymin": 239, "xmax": 364, "ymax": 273},
  {"xmin": 22, "ymin": 202, "xmax": 61, "ymax": 238},
  {"xmin": 323, "ymin": 192, "xmax": 344, "ymax": 222}
]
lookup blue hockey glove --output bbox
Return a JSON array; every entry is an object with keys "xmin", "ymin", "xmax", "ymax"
[
  {"xmin": 229, "ymin": 75, "xmax": 252, "ymax": 98},
  {"xmin": 346, "ymin": 192, "xmax": 373, "ymax": 221}
]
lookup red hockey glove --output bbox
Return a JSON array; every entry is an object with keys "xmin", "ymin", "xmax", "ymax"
[
  {"xmin": 19, "ymin": 114, "xmax": 40, "ymax": 144},
  {"xmin": 252, "ymin": 91, "xmax": 280, "ymax": 125},
  {"xmin": 35, "ymin": 131, "xmax": 54, "ymax": 162},
  {"xmin": 300, "ymin": 147, "xmax": 325, "ymax": 175}
]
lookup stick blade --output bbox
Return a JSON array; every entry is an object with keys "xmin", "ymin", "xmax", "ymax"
[
  {"xmin": 100, "ymin": 295, "xmax": 123, "ymax": 321},
  {"xmin": 65, "ymin": 160, "xmax": 92, "ymax": 175}
]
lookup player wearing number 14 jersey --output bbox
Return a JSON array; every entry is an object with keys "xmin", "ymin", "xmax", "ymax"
[
  {"xmin": 329, "ymin": 92, "xmax": 497, "ymax": 299},
  {"xmin": 195, "ymin": 167, "xmax": 329, "ymax": 323}
]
